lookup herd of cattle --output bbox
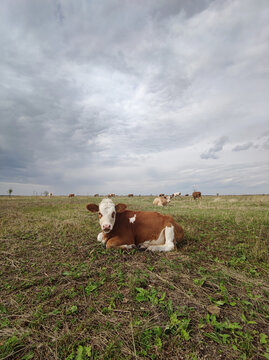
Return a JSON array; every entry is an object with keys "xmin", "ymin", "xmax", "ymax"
[
  {"xmin": 85, "ymin": 191, "xmax": 203, "ymax": 251},
  {"xmin": 47, "ymin": 191, "xmax": 202, "ymax": 204},
  {"xmin": 48, "ymin": 193, "xmax": 75, "ymax": 198},
  {"xmin": 92, "ymin": 191, "xmax": 202, "ymax": 206},
  {"xmin": 152, "ymin": 191, "xmax": 202, "ymax": 206},
  {"xmin": 45, "ymin": 192, "xmax": 202, "ymax": 252}
]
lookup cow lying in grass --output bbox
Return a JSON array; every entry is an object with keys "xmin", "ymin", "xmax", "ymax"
[
  {"xmin": 153, "ymin": 196, "xmax": 171, "ymax": 206},
  {"xmin": 86, "ymin": 199, "xmax": 184, "ymax": 251}
]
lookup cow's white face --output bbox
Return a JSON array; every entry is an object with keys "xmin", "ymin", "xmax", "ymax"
[
  {"xmin": 98, "ymin": 199, "xmax": 117, "ymax": 233},
  {"xmin": 86, "ymin": 199, "xmax": 127, "ymax": 234}
]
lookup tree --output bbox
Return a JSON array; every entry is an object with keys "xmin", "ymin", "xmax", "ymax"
[{"xmin": 8, "ymin": 188, "xmax": 13, "ymax": 197}]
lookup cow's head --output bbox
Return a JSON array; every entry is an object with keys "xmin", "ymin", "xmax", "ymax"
[{"xmin": 86, "ymin": 198, "xmax": 127, "ymax": 233}]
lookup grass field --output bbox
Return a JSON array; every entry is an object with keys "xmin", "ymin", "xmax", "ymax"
[{"xmin": 0, "ymin": 195, "xmax": 268, "ymax": 360}]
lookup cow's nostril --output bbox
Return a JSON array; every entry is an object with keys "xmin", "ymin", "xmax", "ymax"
[{"xmin": 103, "ymin": 224, "xmax": 111, "ymax": 231}]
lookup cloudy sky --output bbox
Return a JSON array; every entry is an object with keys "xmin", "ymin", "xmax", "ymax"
[{"xmin": 0, "ymin": 0, "xmax": 268, "ymax": 196}]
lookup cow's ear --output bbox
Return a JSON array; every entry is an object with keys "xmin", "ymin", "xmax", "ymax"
[
  {"xmin": 86, "ymin": 203, "xmax": 99, "ymax": 213},
  {"xmin": 115, "ymin": 203, "xmax": 127, "ymax": 213}
]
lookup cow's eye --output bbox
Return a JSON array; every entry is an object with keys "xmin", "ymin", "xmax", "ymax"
[
  {"xmin": 112, "ymin": 211, "xmax": 115, "ymax": 218},
  {"xmin": 98, "ymin": 212, "xmax": 102, "ymax": 218}
]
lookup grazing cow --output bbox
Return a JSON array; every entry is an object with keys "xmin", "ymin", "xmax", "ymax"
[
  {"xmin": 94, "ymin": 194, "xmax": 99, "ymax": 197},
  {"xmin": 185, "ymin": 194, "xmax": 189, "ymax": 197},
  {"xmin": 153, "ymin": 196, "xmax": 168, "ymax": 206},
  {"xmin": 86, "ymin": 198, "xmax": 184, "ymax": 251},
  {"xmin": 128, "ymin": 194, "xmax": 134, "ymax": 197},
  {"xmin": 108, "ymin": 193, "xmax": 115, "ymax": 198},
  {"xmin": 173, "ymin": 192, "xmax": 181, "ymax": 198},
  {"xmin": 192, "ymin": 191, "xmax": 202, "ymax": 200},
  {"xmin": 68, "ymin": 193, "xmax": 75, "ymax": 198}
]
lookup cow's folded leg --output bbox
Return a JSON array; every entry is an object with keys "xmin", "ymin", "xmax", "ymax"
[
  {"xmin": 138, "ymin": 240, "xmax": 151, "ymax": 249},
  {"xmin": 106, "ymin": 236, "xmax": 134, "ymax": 249},
  {"xmin": 146, "ymin": 226, "xmax": 175, "ymax": 252},
  {"xmin": 118, "ymin": 244, "xmax": 136, "ymax": 250},
  {"xmin": 97, "ymin": 232, "xmax": 106, "ymax": 245},
  {"xmin": 97, "ymin": 232, "xmax": 103, "ymax": 242},
  {"xmin": 146, "ymin": 244, "xmax": 175, "ymax": 252},
  {"xmin": 138, "ymin": 229, "xmax": 165, "ymax": 250}
]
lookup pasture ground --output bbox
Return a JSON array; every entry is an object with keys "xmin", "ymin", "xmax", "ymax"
[{"xmin": 0, "ymin": 195, "xmax": 268, "ymax": 360}]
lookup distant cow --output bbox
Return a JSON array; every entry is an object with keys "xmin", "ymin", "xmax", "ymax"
[
  {"xmin": 94, "ymin": 194, "xmax": 99, "ymax": 197},
  {"xmin": 108, "ymin": 193, "xmax": 115, "ymax": 198},
  {"xmin": 172, "ymin": 192, "xmax": 181, "ymax": 198},
  {"xmin": 68, "ymin": 193, "xmax": 75, "ymax": 198},
  {"xmin": 192, "ymin": 191, "xmax": 202, "ymax": 200},
  {"xmin": 49, "ymin": 193, "xmax": 53, "ymax": 198},
  {"xmin": 153, "ymin": 196, "xmax": 168, "ymax": 206},
  {"xmin": 86, "ymin": 198, "xmax": 184, "ymax": 251},
  {"xmin": 128, "ymin": 194, "xmax": 134, "ymax": 197}
]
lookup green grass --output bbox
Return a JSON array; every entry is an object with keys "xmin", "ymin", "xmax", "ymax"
[{"xmin": 0, "ymin": 195, "xmax": 268, "ymax": 359}]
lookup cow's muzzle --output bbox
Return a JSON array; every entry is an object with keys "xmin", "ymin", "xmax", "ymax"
[{"xmin": 102, "ymin": 224, "xmax": 112, "ymax": 233}]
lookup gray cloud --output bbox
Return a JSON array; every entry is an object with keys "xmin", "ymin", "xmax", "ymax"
[
  {"xmin": 200, "ymin": 137, "xmax": 229, "ymax": 159},
  {"xmin": 262, "ymin": 138, "xmax": 269, "ymax": 150},
  {"xmin": 232, "ymin": 142, "xmax": 254, "ymax": 152},
  {"xmin": 0, "ymin": 0, "xmax": 269, "ymax": 195},
  {"xmin": 232, "ymin": 133, "xmax": 269, "ymax": 152}
]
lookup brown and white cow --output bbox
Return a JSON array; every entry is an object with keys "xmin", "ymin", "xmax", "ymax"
[
  {"xmin": 108, "ymin": 193, "xmax": 115, "ymax": 198},
  {"xmin": 192, "ymin": 191, "xmax": 202, "ymax": 200},
  {"xmin": 153, "ymin": 196, "xmax": 170, "ymax": 206},
  {"xmin": 172, "ymin": 192, "xmax": 181, "ymax": 198},
  {"xmin": 86, "ymin": 198, "xmax": 184, "ymax": 251},
  {"xmin": 68, "ymin": 193, "xmax": 75, "ymax": 198},
  {"xmin": 128, "ymin": 194, "xmax": 134, "ymax": 197}
]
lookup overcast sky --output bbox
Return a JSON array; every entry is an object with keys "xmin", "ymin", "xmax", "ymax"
[{"xmin": 0, "ymin": 0, "xmax": 268, "ymax": 196}]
